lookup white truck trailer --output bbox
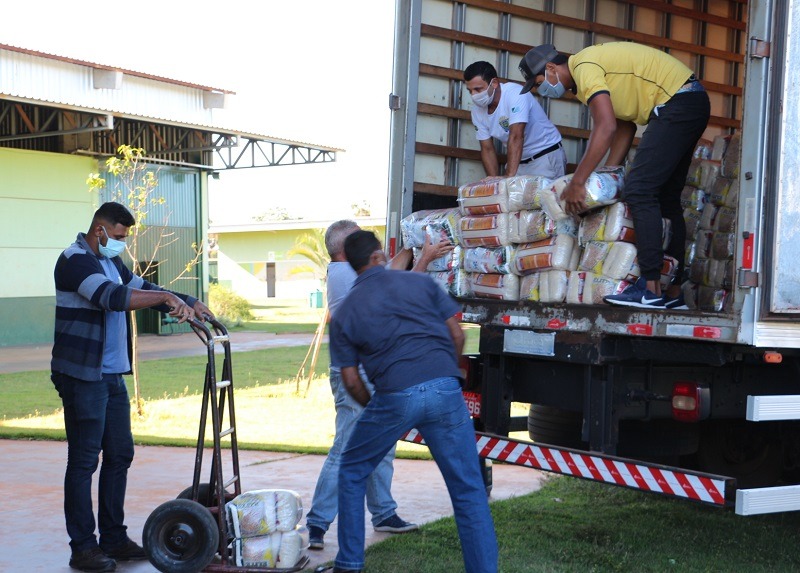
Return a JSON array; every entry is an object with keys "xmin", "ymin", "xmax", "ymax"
[{"xmin": 387, "ymin": 0, "xmax": 800, "ymax": 515}]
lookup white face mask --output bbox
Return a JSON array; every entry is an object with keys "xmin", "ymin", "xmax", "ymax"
[
  {"xmin": 99, "ymin": 226, "xmax": 127, "ymax": 258},
  {"xmin": 470, "ymin": 81, "xmax": 496, "ymax": 107}
]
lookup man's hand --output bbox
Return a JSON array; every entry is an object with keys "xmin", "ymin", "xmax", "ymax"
[
  {"xmin": 561, "ymin": 178, "xmax": 588, "ymax": 215},
  {"xmin": 167, "ymin": 295, "xmax": 195, "ymax": 324},
  {"xmin": 193, "ymin": 300, "xmax": 215, "ymax": 322},
  {"xmin": 412, "ymin": 235, "xmax": 455, "ymax": 272}
]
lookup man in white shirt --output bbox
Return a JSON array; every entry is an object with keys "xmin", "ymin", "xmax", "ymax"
[{"xmin": 464, "ymin": 60, "xmax": 566, "ymax": 179}]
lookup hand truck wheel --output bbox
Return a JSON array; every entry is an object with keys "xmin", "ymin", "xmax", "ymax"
[{"xmin": 143, "ymin": 498, "xmax": 219, "ymax": 573}]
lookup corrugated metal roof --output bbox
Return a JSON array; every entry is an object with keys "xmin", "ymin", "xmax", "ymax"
[{"xmin": 0, "ymin": 43, "xmax": 343, "ymax": 152}]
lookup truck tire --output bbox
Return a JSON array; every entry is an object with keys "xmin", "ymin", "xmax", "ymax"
[
  {"xmin": 527, "ymin": 405, "xmax": 586, "ymax": 449},
  {"xmin": 696, "ymin": 420, "xmax": 782, "ymax": 488}
]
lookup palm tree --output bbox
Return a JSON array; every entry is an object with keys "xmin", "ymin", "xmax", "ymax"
[{"xmin": 287, "ymin": 229, "xmax": 329, "ymax": 284}]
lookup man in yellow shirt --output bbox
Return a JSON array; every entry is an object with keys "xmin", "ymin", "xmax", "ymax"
[{"xmin": 519, "ymin": 42, "xmax": 710, "ymax": 309}]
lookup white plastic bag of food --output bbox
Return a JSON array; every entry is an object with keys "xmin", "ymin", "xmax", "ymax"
[
  {"xmin": 566, "ymin": 271, "xmax": 630, "ymax": 304},
  {"xmin": 578, "ymin": 240, "xmax": 611, "ymax": 273},
  {"xmin": 400, "ymin": 208, "xmax": 462, "ymax": 248},
  {"xmin": 462, "ymin": 246, "xmax": 515, "ymax": 274},
  {"xmin": 468, "ymin": 272, "xmax": 520, "ymax": 300},
  {"xmin": 226, "ymin": 489, "xmax": 303, "ymax": 538},
  {"xmin": 601, "ymin": 242, "xmax": 638, "ymax": 281},
  {"xmin": 413, "ymin": 245, "xmax": 461, "ymax": 272},
  {"xmin": 540, "ymin": 167, "xmax": 624, "ymax": 221},
  {"xmin": 459, "ymin": 213, "xmax": 511, "ymax": 247},
  {"xmin": 721, "ymin": 132, "xmax": 740, "ymax": 179},
  {"xmin": 505, "ymin": 174, "xmax": 552, "ymax": 211},
  {"xmin": 538, "ymin": 270, "xmax": 569, "ymax": 303},
  {"xmin": 428, "ymin": 269, "xmax": 471, "ymax": 298},
  {"xmin": 457, "ymin": 177, "xmax": 508, "ymax": 215},
  {"xmin": 512, "ymin": 235, "xmax": 575, "ymax": 275},
  {"xmin": 578, "ymin": 208, "xmax": 608, "ymax": 246}
]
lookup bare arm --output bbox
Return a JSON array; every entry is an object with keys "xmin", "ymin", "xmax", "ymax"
[
  {"xmin": 387, "ymin": 247, "xmax": 413, "ymax": 270},
  {"xmin": 479, "ymin": 138, "xmax": 500, "ymax": 177},
  {"xmin": 504, "ymin": 122, "xmax": 526, "ymax": 177},
  {"xmin": 606, "ymin": 119, "xmax": 637, "ymax": 166},
  {"xmin": 446, "ymin": 315, "xmax": 465, "ymax": 357},
  {"xmin": 342, "ymin": 365, "xmax": 371, "ymax": 407}
]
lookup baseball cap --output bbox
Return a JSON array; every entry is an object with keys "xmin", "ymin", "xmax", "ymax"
[{"xmin": 519, "ymin": 44, "xmax": 559, "ymax": 94}]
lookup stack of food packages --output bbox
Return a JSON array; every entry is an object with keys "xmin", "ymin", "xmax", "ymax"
[
  {"xmin": 400, "ymin": 167, "xmax": 677, "ymax": 303},
  {"xmin": 681, "ymin": 132, "xmax": 740, "ymax": 311},
  {"xmin": 225, "ymin": 489, "xmax": 308, "ymax": 569}
]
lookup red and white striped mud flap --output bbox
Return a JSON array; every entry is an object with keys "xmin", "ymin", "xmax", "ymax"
[{"xmin": 401, "ymin": 429, "xmax": 733, "ymax": 507}]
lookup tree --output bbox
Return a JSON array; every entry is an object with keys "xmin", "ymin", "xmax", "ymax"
[
  {"xmin": 87, "ymin": 145, "xmax": 202, "ymax": 415},
  {"xmin": 286, "ymin": 229, "xmax": 329, "ymax": 283},
  {"xmin": 351, "ymin": 200, "xmax": 372, "ymax": 217}
]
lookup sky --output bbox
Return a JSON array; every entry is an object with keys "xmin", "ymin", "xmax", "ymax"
[{"xmin": 0, "ymin": 1, "xmax": 397, "ymax": 225}]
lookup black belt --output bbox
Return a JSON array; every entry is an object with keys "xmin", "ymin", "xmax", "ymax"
[{"xmin": 520, "ymin": 142, "xmax": 562, "ymax": 164}]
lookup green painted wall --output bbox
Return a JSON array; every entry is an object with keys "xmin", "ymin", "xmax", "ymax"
[{"xmin": 0, "ymin": 148, "xmax": 98, "ymax": 347}]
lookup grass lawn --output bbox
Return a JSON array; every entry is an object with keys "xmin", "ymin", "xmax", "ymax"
[{"xmin": 3, "ymin": 302, "xmax": 797, "ymax": 572}]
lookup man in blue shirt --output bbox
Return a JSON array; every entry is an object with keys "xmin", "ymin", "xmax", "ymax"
[{"xmin": 328, "ymin": 230, "xmax": 498, "ymax": 573}]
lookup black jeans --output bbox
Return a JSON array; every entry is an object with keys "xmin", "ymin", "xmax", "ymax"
[
  {"xmin": 623, "ymin": 90, "xmax": 711, "ymax": 281},
  {"xmin": 52, "ymin": 372, "xmax": 134, "ymax": 552}
]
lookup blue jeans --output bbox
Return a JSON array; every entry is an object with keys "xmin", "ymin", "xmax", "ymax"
[
  {"xmin": 52, "ymin": 372, "xmax": 135, "ymax": 552},
  {"xmin": 306, "ymin": 367, "xmax": 397, "ymax": 531},
  {"xmin": 336, "ymin": 377, "xmax": 498, "ymax": 573}
]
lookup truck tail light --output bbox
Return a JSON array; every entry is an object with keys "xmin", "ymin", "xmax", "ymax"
[{"xmin": 672, "ymin": 382, "xmax": 710, "ymax": 422}]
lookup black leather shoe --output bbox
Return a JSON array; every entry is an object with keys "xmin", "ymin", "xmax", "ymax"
[
  {"xmin": 101, "ymin": 538, "xmax": 147, "ymax": 561},
  {"xmin": 69, "ymin": 547, "xmax": 116, "ymax": 572}
]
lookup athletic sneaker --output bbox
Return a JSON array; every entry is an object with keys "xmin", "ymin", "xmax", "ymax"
[
  {"xmin": 603, "ymin": 277, "xmax": 664, "ymax": 309},
  {"xmin": 374, "ymin": 514, "xmax": 419, "ymax": 533},
  {"xmin": 663, "ymin": 293, "xmax": 689, "ymax": 310},
  {"xmin": 308, "ymin": 525, "xmax": 325, "ymax": 550}
]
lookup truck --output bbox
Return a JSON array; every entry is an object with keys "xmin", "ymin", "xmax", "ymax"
[{"xmin": 386, "ymin": 0, "xmax": 800, "ymax": 515}]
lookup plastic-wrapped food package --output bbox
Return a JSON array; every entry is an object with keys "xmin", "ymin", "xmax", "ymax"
[
  {"xmin": 400, "ymin": 208, "xmax": 462, "ymax": 248},
  {"xmin": 429, "ymin": 269, "xmax": 471, "ymax": 298},
  {"xmin": 413, "ymin": 245, "xmax": 461, "ymax": 272},
  {"xmin": 705, "ymin": 258, "xmax": 735, "ymax": 289},
  {"xmin": 713, "ymin": 206, "xmax": 737, "ymax": 233},
  {"xmin": 724, "ymin": 177, "xmax": 739, "ymax": 208},
  {"xmin": 680, "ymin": 185, "xmax": 707, "ymax": 211},
  {"xmin": 698, "ymin": 204, "xmax": 719, "ymax": 231},
  {"xmin": 711, "ymin": 135, "xmax": 730, "ymax": 161},
  {"xmin": 620, "ymin": 255, "xmax": 678, "ymax": 289},
  {"xmin": 468, "ymin": 272, "xmax": 520, "ymax": 300},
  {"xmin": 695, "ymin": 230, "xmax": 714, "ymax": 259},
  {"xmin": 507, "ymin": 209, "xmax": 577, "ymax": 243},
  {"xmin": 697, "ymin": 285, "xmax": 730, "ymax": 312},
  {"xmin": 540, "ymin": 167, "xmax": 624, "ymax": 221},
  {"xmin": 459, "ymin": 213, "xmax": 510, "ymax": 248},
  {"xmin": 226, "ymin": 490, "xmax": 304, "ymax": 538},
  {"xmin": 699, "ymin": 160, "xmax": 722, "ymax": 190},
  {"xmin": 578, "ymin": 208, "xmax": 608, "ymax": 246},
  {"xmin": 462, "ymin": 246, "xmax": 515, "ymax": 274},
  {"xmin": 538, "ymin": 270, "xmax": 569, "ymax": 302},
  {"xmin": 519, "ymin": 273, "xmax": 540, "ymax": 301},
  {"xmin": 684, "ymin": 208, "xmax": 703, "ymax": 238},
  {"xmin": 711, "ymin": 232, "xmax": 735, "ymax": 259},
  {"xmin": 708, "ymin": 177, "xmax": 734, "ymax": 206},
  {"xmin": 681, "ymin": 280, "xmax": 699, "ymax": 310},
  {"xmin": 601, "ymin": 242, "xmax": 638, "ymax": 280},
  {"xmin": 505, "ymin": 174, "xmax": 552, "ymax": 211},
  {"xmin": 578, "ymin": 240, "xmax": 611, "ymax": 273},
  {"xmin": 602, "ymin": 202, "xmax": 636, "ymax": 243},
  {"xmin": 457, "ymin": 176, "xmax": 509, "ymax": 215},
  {"xmin": 685, "ymin": 158, "xmax": 704, "ymax": 187},
  {"xmin": 512, "ymin": 235, "xmax": 575, "ymax": 275},
  {"xmin": 721, "ymin": 132, "xmax": 741, "ymax": 179},
  {"xmin": 693, "ymin": 138, "xmax": 713, "ymax": 159},
  {"xmin": 690, "ymin": 258, "xmax": 710, "ymax": 285},
  {"xmin": 233, "ymin": 526, "xmax": 309, "ymax": 569},
  {"xmin": 685, "ymin": 241, "xmax": 697, "ymax": 268},
  {"xmin": 566, "ymin": 271, "xmax": 630, "ymax": 304}
]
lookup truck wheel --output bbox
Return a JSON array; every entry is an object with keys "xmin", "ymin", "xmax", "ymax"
[
  {"xmin": 696, "ymin": 421, "xmax": 782, "ymax": 488},
  {"xmin": 143, "ymin": 498, "xmax": 219, "ymax": 573},
  {"xmin": 527, "ymin": 405, "xmax": 586, "ymax": 449}
]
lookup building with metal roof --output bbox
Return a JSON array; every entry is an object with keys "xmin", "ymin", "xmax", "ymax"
[{"xmin": 0, "ymin": 43, "xmax": 340, "ymax": 346}]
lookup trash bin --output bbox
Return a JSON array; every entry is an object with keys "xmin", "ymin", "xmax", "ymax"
[{"xmin": 309, "ymin": 290, "xmax": 323, "ymax": 308}]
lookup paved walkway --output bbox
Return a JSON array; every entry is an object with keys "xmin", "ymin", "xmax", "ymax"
[{"xmin": 0, "ymin": 331, "xmax": 547, "ymax": 572}]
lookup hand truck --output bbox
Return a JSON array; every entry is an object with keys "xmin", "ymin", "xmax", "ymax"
[{"xmin": 142, "ymin": 317, "xmax": 309, "ymax": 572}]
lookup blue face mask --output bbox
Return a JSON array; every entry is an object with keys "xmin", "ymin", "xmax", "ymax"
[
  {"xmin": 99, "ymin": 226, "xmax": 127, "ymax": 258},
  {"xmin": 538, "ymin": 69, "xmax": 566, "ymax": 99}
]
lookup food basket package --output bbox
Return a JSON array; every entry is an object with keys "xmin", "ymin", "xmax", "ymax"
[
  {"xmin": 721, "ymin": 132, "xmax": 740, "ymax": 178},
  {"xmin": 457, "ymin": 176, "xmax": 507, "ymax": 215},
  {"xmin": 578, "ymin": 208, "xmax": 608, "ymax": 246},
  {"xmin": 233, "ymin": 526, "xmax": 309, "ymax": 569},
  {"xmin": 505, "ymin": 174, "xmax": 553, "ymax": 211},
  {"xmin": 578, "ymin": 240, "xmax": 611, "ymax": 273},
  {"xmin": 459, "ymin": 213, "xmax": 511, "ymax": 248},
  {"xmin": 413, "ymin": 245, "xmax": 461, "ymax": 272},
  {"xmin": 507, "ymin": 209, "xmax": 577, "ymax": 243},
  {"xmin": 428, "ymin": 269, "xmax": 471, "ymax": 298},
  {"xmin": 462, "ymin": 245, "xmax": 515, "ymax": 274},
  {"xmin": 226, "ymin": 489, "xmax": 303, "ymax": 538},
  {"xmin": 539, "ymin": 270, "xmax": 569, "ymax": 303},
  {"xmin": 600, "ymin": 242, "xmax": 638, "ymax": 281},
  {"xmin": 680, "ymin": 185, "xmax": 707, "ymax": 211},
  {"xmin": 468, "ymin": 272, "xmax": 520, "ymax": 300},
  {"xmin": 566, "ymin": 271, "xmax": 630, "ymax": 304},
  {"xmin": 539, "ymin": 167, "xmax": 624, "ymax": 221},
  {"xmin": 512, "ymin": 235, "xmax": 575, "ymax": 275},
  {"xmin": 400, "ymin": 208, "xmax": 461, "ymax": 248}
]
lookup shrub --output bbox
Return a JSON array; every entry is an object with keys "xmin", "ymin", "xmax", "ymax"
[{"xmin": 209, "ymin": 284, "xmax": 254, "ymax": 327}]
